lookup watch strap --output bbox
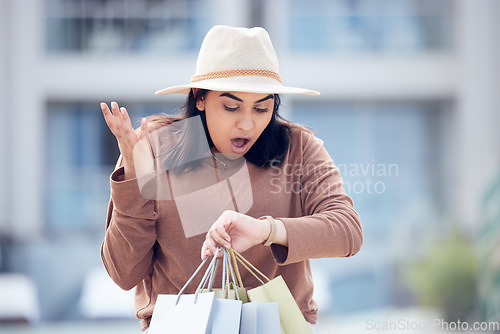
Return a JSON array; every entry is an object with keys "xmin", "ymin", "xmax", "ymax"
[{"xmin": 259, "ymin": 216, "xmax": 276, "ymax": 246}]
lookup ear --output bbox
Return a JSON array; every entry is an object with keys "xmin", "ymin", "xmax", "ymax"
[{"xmin": 196, "ymin": 97, "xmax": 205, "ymax": 111}]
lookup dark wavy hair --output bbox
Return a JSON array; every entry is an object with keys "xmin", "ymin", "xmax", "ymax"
[{"xmin": 148, "ymin": 89, "xmax": 299, "ymax": 168}]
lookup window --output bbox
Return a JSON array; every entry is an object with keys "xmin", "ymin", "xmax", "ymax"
[
  {"xmin": 287, "ymin": 0, "xmax": 453, "ymax": 53},
  {"xmin": 45, "ymin": 0, "xmax": 211, "ymax": 54}
]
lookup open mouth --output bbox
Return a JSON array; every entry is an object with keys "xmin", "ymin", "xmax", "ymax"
[{"xmin": 231, "ymin": 138, "xmax": 250, "ymax": 154}]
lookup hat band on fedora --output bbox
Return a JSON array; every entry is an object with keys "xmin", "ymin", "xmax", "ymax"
[{"xmin": 191, "ymin": 69, "xmax": 282, "ymax": 83}]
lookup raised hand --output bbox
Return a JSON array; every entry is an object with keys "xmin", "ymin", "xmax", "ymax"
[{"xmin": 101, "ymin": 102, "xmax": 153, "ymax": 180}]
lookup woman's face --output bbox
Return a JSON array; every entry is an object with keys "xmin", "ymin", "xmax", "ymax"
[{"xmin": 198, "ymin": 91, "xmax": 274, "ymax": 159}]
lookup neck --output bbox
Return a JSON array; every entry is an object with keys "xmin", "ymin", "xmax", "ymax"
[{"xmin": 209, "ymin": 149, "xmax": 245, "ymax": 171}]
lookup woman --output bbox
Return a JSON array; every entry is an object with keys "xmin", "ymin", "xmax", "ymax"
[{"xmin": 100, "ymin": 25, "xmax": 362, "ymax": 332}]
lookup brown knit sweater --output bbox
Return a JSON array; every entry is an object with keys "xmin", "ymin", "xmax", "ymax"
[{"xmin": 101, "ymin": 125, "xmax": 362, "ymax": 330}]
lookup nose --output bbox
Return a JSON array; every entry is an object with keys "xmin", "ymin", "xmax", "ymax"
[{"xmin": 236, "ymin": 109, "xmax": 254, "ymax": 132}]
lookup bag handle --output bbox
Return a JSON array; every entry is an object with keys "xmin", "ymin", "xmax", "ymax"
[
  {"xmin": 194, "ymin": 248, "xmax": 222, "ymax": 303},
  {"xmin": 176, "ymin": 248, "xmax": 219, "ymax": 305},
  {"xmin": 227, "ymin": 250, "xmax": 249, "ymax": 302},
  {"xmin": 227, "ymin": 249, "xmax": 247, "ymax": 288},
  {"xmin": 175, "ymin": 248, "xmax": 262, "ymax": 305},
  {"xmin": 223, "ymin": 248, "xmax": 242, "ymax": 301},
  {"xmin": 207, "ymin": 258, "xmax": 220, "ymax": 292},
  {"xmin": 203, "ymin": 256, "xmax": 220, "ymax": 294},
  {"xmin": 217, "ymin": 248, "xmax": 241, "ymax": 301},
  {"xmin": 197, "ymin": 248, "xmax": 242, "ymax": 301},
  {"xmin": 222, "ymin": 248, "xmax": 228, "ymax": 298},
  {"xmin": 230, "ymin": 249, "xmax": 271, "ymax": 285}
]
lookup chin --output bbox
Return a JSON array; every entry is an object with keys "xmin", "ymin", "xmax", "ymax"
[{"xmin": 224, "ymin": 152, "xmax": 245, "ymax": 160}]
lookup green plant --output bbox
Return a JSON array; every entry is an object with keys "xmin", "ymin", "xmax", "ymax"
[{"xmin": 406, "ymin": 228, "xmax": 478, "ymax": 321}]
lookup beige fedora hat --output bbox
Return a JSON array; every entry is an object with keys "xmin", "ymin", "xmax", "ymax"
[{"xmin": 155, "ymin": 25, "xmax": 320, "ymax": 96}]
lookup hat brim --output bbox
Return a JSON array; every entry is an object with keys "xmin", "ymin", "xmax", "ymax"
[{"xmin": 155, "ymin": 76, "xmax": 320, "ymax": 96}]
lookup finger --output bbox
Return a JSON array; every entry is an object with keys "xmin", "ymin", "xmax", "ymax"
[
  {"xmin": 215, "ymin": 223, "xmax": 231, "ymax": 245},
  {"xmin": 119, "ymin": 107, "xmax": 139, "ymax": 142},
  {"xmin": 209, "ymin": 226, "xmax": 231, "ymax": 249},
  {"xmin": 201, "ymin": 242, "xmax": 209, "ymax": 260},
  {"xmin": 202, "ymin": 249, "xmax": 210, "ymax": 261},
  {"xmin": 111, "ymin": 102, "xmax": 125, "ymax": 136},
  {"xmin": 202, "ymin": 248, "xmax": 223, "ymax": 261},
  {"xmin": 202, "ymin": 238, "xmax": 217, "ymax": 260},
  {"xmin": 138, "ymin": 117, "xmax": 149, "ymax": 141},
  {"xmin": 101, "ymin": 103, "xmax": 118, "ymax": 135}
]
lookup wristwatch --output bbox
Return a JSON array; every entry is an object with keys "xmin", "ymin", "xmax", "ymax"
[{"xmin": 259, "ymin": 216, "xmax": 277, "ymax": 246}]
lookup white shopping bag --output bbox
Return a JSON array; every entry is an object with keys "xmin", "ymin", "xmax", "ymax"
[
  {"xmin": 256, "ymin": 302, "xmax": 281, "ymax": 334},
  {"xmin": 148, "ymin": 292, "xmax": 216, "ymax": 334},
  {"xmin": 210, "ymin": 297, "xmax": 242, "ymax": 333},
  {"xmin": 239, "ymin": 302, "xmax": 258, "ymax": 334},
  {"xmin": 231, "ymin": 249, "xmax": 311, "ymax": 334},
  {"xmin": 208, "ymin": 248, "xmax": 243, "ymax": 334},
  {"xmin": 225, "ymin": 248, "xmax": 280, "ymax": 334},
  {"xmin": 148, "ymin": 254, "xmax": 220, "ymax": 334},
  {"xmin": 239, "ymin": 301, "xmax": 280, "ymax": 334}
]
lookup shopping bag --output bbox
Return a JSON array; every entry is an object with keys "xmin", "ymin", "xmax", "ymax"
[
  {"xmin": 148, "ymin": 254, "xmax": 219, "ymax": 334},
  {"xmin": 231, "ymin": 249, "xmax": 312, "ymax": 334},
  {"xmin": 257, "ymin": 302, "xmax": 281, "ymax": 334},
  {"xmin": 206, "ymin": 248, "xmax": 242, "ymax": 334},
  {"xmin": 239, "ymin": 301, "xmax": 281, "ymax": 334},
  {"xmin": 239, "ymin": 302, "xmax": 258, "ymax": 334},
  {"xmin": 210, "ymin": 297, "xmax": 242, "ymax": 333},
  {"xmin": 148, "ymin": 292, "xmax": 216, "ymax": 334},
  {"xmin": 248, "ymin": 276, "xmax": 310, "ymax": 334}
]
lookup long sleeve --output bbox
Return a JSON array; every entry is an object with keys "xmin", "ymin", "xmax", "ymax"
[
  {"xmin": 100, "ymin": 158, "xmax": 158, "ymax": 290},
  {"xmin": 273, "ymin": 130, "xmax": 363, "ymax": 265}
]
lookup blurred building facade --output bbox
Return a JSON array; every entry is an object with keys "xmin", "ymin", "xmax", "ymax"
[{"xmin": 0, "ymin": 0, "xmax": 499, "ymax": 323}]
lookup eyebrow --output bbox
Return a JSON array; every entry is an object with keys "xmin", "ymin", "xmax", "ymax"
[{"xmin": 219, "ymin": 93, "xmax": 274, "ymax": 104}]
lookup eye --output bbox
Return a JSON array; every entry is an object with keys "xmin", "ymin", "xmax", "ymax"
[
  {"xmin": 254, "ymin": 107, "xmax": 269, "ymax": 113},
  {"xmin": 224, "ymin": 105, "xmax": 239, "ymax": 112}
]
